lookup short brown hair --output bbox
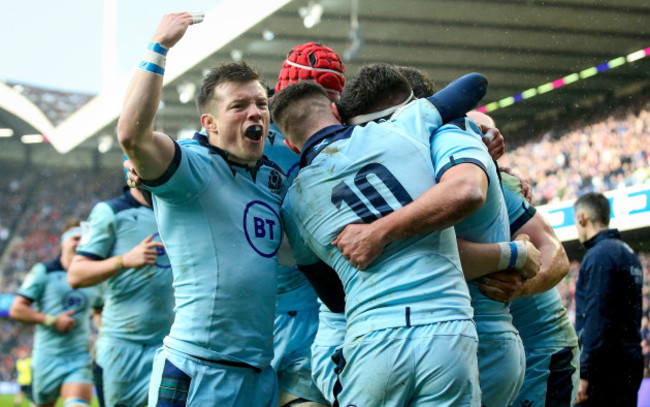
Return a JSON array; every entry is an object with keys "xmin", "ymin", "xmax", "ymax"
[
  {"xmin": 396, "ymin": 66, "xmax": 436, "ymax": 98},
  {"xmin": 195, "ymin": 61, "xmax": 265, "ymax": 114},
  {"xmin": 574, "ymin": 192, "xmax": 611, "ymax": 227},
  {"xmin": 337, "ymin": 63, "xmax": 412, "ymax": 123},
  {"xmin": 270, "ymin": 81, "xmax": 330, "ymax": 141},
  {"xmin": 62, "ymin": 217, "xmax": 81, "ymax": 234}
]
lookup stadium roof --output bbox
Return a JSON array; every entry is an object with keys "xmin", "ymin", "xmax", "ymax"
[
  {"xmin": 0, "ymin": 82, "xmax": 55, "ymax": 139},
  {"xmin": 3, "ymin": 0, "xmax": 650, "ymax": 156}
]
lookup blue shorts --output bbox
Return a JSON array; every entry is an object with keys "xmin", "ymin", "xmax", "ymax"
[
  {"xmin": 272, "ymin": 307, "xmax": 327, "ymax": 403},
  {"xmin": 149, "ymin": 346, "xmax": 278, "ymax": 407},
  {"xmin": 92, "ymin": 360, "xmax": 105, "ymax": 407},
  {"xmin": 31, "ymin": 352, "xmax": 93, "ymax": 405},
  {"xmin": 310, "ymin": 343, "xmax": 340, "ymax": 404},
  {"xmin": 334, "ymin": 319, "xmax": 480, "ymax": 407},
  {"xmin": 512, "ymin": 345, "xmax": 580, "ymax": 407},
  {"xmin": 477, "ymin": 331, "xmax": 526, "ymax": 407},
  {"xmin": 310, "ymin": 310, "xmax": 346, "ymax": 404},
  {"xmin": 96, "ymin": 336, "xmax": 160, "ymax": 407}
]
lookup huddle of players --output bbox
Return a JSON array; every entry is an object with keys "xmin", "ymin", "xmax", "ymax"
[{"xmin": 9, "ymin": 11, "xmax": 579, "ymax": 407}]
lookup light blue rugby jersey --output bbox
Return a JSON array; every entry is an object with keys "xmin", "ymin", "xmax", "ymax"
[
  {"xmin": 282, "ymin": 98, "xmax": 473, "ymax": 341},
  {"xmin": 501, "ymin": 173, "xmax": 578, "ymax": 348},
  {"xmin": 430, "ymin": 117, "xmax": 514, "ymax": 335},
  {"xmin": 17, "ymin": 258, "xmax": 103, "ymax": 358},
  {"xmin": 141, "ymin": 133, "xmax": 286, "ymax": 368},
  {"xmin": 76, "ymin": 189, "xmax": 175, "ymax": 345},
  {"xmin": 265, "ymin": 123, "xmax": 318, "ymax": 311}
]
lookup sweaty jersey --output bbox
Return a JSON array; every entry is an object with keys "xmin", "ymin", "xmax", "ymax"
[
  {"xmin": 282, "ymin": 98, "xmax": 473, "ymax": 341},
  {"xmin": 141, "ymin": 134, "xmax": 287, "ymax": 368},
  {"xmin": 434, "ymin": 117, "xmax": 513, "ymax": 335},
  {"xmin": 76, "ymin": 188, "xmax": 175, "ymax": 345},
  {"xmin": 502, "ymin": 173, "xmax": 578, "ymax": 348},
  {"xmin": 17, "ymin": 258, "xmax": 103, "ymax": 358}
]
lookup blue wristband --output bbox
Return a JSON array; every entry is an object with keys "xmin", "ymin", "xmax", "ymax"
[
  {"xmin": 147, "ymin": 42, "xmax": 168, "ymax": 56},
  {"xmin": 508, "ymin": 242, "xmax": 518, "ymax": 268},
  {"xmin": 138, "ymin": 61, "xmax": 165, "ymax": 76}
]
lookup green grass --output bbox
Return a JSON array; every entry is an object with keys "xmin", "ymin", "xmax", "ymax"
[{"xmin": 0, "ymin": 394, "xmax": 100, "ymax": 406}]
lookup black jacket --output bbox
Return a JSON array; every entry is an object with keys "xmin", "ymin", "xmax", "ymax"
[{"xmin": 575, "ymin": 229, "xmax": 643, "ymax": 379}]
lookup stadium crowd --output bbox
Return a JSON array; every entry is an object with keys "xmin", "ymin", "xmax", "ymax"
[
  {"xmin": 498, "ymin": 96, "xmax": 650, "ymax": 205},
  {"xmin": 0, "ymin": 165, "xmax": 123, "ymax": 383},
  {"xmin": 0, "ymin": 164, "xmax": 123, "ymax": 293}
]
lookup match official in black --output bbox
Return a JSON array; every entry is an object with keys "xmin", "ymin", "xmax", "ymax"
[{"xmin": 574, "ymin": 192, "xmax": 643, "ymax": 406}]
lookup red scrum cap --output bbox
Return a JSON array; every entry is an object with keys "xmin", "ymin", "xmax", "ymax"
[{"xmin": 275, "ymin": 42, "xmax": 346, "ymax": 96}]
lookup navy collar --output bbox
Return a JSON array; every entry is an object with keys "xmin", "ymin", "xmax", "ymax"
[
  {"xmin": 583, "ymin": 228, "xmax": 621, "ymax": 249},
  {"xmin": 193, "ymin": 132, "xmax": 263, "ymax": 179},
  {"xmin": 299, "ymin": 125, "xmax": 353, "ymax": 169},
  {"xmin": 44, "ymin": 256, "xmax": 64, "ymax": 273}
]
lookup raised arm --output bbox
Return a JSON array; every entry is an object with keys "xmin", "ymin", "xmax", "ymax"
[{"xmin": 117, "ymin": 12, "xmax": 199, "ymax": 180}]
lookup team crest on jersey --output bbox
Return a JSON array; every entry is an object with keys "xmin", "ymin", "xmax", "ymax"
[
  {"xmin": 243, "ymin": 200, "xmax": 282, "ymax": 258},
  {"xmin": 152, "ymin": 232, "xmax": 172, "ymax": 269},
  {"xmin": 61, "ymin": 290, "xmax": 88, "ymax": 312},
  {"xmin": 268, "ymin": 169, "xmax": 283, "ymax": 195}
]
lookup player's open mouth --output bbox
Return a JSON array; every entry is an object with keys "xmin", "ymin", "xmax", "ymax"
[{"xmin": 245, "ymin": 125, "xmax": 263, "ymax": 141}]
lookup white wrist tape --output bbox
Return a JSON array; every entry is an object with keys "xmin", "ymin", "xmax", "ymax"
[
  {"xmin": 497, "ymin": 241, "xmax": 528, "ymax": 271},
  {"xmin": 513, "ymin": 240, "xmax": 528, "ymax": 270},
  {"xmin": 142, "ymin": 49, "xmax": 166, "ymax": 69},
  {"xmin": 43, "ymin": 314, "xmax": 57, "ymax": 327},
  {"xmin": 497, "ymin": 242, "xmax": 511, "ymax": 270},
  {"xmin": 138, "ymin": 42, "xmax": 168, "ymax": 76}
]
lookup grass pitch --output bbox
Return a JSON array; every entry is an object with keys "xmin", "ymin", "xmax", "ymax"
[{"xmin": 0, "ymin": 394, "xmax": 100, "ymax": 406}]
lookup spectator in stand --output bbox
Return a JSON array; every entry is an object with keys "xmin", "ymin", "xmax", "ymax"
[{"xmin": 498, "ymin": 100, "xmax": 650, "ymax": 205}]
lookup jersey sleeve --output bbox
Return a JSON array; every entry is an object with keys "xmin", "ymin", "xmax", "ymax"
[
  {"xmin": 16, "ymin": 263, "xmax": 48, "ymax": 302},
  {"xmin": 281, "ymin": 202, "xmax": 320, "ymax": 266},
  {"xmin": 426, "ymin": 72, "xmax": 488, "ymax": 122},
  {"xmin": 430, "ymin": 120, "xmax": 492, "ymax": 183},
  {"xmin": 501, "ymin": 172, "xmax": 537, "ymax": 236},
  {"xmin": 141, "ymin": 140, "xmax": 212, "ymax": 203},
  {"xmin": 76, "ymin": 202, "xmax": 116, "ymax": 260}
]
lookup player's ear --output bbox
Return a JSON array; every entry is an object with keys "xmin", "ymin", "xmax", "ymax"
[
  {"xmin": 283, "ymin": 138, "xmax": 301, "ymax": 155},
  {"xmin": 576, "ymin": 212, "xmax": 587, "ymax": 226},
  {"xmin": 201, "ymin": 113, "xmax": 217, "ymax": 134},
  {"xmin": 331, "ymin": 102, "xmax": 342, "ymax": 122}
]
